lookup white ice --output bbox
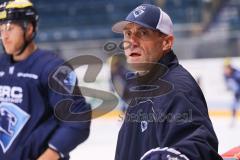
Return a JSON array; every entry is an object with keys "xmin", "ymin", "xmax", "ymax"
[{"xmin": 70, "ymin": 116, "xmax": 240, "ymax": 160}]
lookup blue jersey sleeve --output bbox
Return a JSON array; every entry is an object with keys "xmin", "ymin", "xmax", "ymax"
[{"xmin": 40, "ymin": 56, "xmax": 91, "ymax": 156}]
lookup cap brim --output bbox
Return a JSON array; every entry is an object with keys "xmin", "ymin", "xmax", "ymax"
[
  {"xmin": 112, "ymin": 20, "xmax": 158, "ymax": 33},
  {"xmin": 112, "ymin": 21, "xmax": 131, "ymax": 33}
]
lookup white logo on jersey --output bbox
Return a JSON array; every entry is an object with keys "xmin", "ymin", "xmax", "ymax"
[
  {"xmin": 0, "ymin": 86, "xmax": 23, "ymax": 104},
  {"xmin": 141, "ymin": 120, "xmax": 148, "ymax": 132},
  {"xmin": 0, "ymin": 71, "xmax": 5, "ymax": 77},
  {"xmin": 9, "ymin": 66, "xmax": 14, "ymax": 75},
  {"xmin": 17, "ymin": 72, "xmax": 38, "ymax": 80}
]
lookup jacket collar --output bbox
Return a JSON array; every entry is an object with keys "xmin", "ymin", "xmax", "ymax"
[{"xmin": 158, "ymin": 50, "xmax": 178, "ymax": 68}]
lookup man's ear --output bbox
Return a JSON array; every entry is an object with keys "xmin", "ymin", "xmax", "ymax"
[
  {"xmin": 162, "ymin": 36, "xmax": 174, "ymax": 51},
  {"xmin": 26, "ymin": 23, "xmax": 34, "ymax": 39}
]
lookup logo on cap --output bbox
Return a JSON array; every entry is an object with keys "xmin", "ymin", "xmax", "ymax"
[{"xmin": 133, "ymin": 5, "xmax": 146, "ymax": 18}]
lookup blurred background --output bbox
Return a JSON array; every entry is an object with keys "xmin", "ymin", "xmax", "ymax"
[
  {"xmin": 1, "ymin": 0, "xmax": 240, "ymax": 159},
  {"xmin": 33, "ymin": 0, "xmax": 240, "ymax": 59}
]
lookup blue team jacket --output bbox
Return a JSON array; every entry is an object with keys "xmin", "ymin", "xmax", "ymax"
[
  {"xmin": 0, "ymin": 49, "xmax": 91, "ymax": 160},
  {"xmin": 115, "ymin": 51, "xmax": 223, "ymax": 160}
]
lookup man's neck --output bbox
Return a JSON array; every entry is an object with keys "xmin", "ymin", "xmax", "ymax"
[{"xmin": 13, "ymin": 42, "xmax": 37, "ymax": 62}]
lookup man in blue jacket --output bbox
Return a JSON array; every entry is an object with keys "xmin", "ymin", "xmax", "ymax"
[
  {"xmin": 112, "ymin": 3, "xmax": 222, "ymax": 160},
  {"xmin": 0, "ymin": 0, "xmax": 91, "ymax": 159}
]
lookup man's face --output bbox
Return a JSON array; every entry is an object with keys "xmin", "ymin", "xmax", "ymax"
[
  {"xmin": 0, "ymin": 22, "xmax": 25, "ymax": 56},
  {"xmin": 122, "ymin": 23, "xmax": 168, "ymax": 69},
  {"xmin": 224, "ymin": 65, "xmax": 233, "ymax": 77}
]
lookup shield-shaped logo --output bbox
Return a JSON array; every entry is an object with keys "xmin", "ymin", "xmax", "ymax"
[
  {"xmin": 141, "ymin": 120, "xmax": 148, "ymax": 132},
  {"xmin": 0, "ymin": 102, "xmax": 30, "ymax": 153}
]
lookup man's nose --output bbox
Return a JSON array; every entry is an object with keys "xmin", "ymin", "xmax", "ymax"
[{"xmin": 129, "ymin": 34, "xmax": 140, "ymax": 49}]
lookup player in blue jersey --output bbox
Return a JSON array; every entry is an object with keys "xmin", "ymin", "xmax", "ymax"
[
  {"xmin": 223, "ymin": 59, "xmax": 240, "ymax": 127},
  {"xmin": 0, "ymin": 0, "xmax": 91, "ymax": 159},
  {"xmin": 112, "ymin": 4, "xmax": 223, "ymax": 160}
]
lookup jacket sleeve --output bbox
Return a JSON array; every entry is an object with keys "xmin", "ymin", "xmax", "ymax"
[
  {"xmin": 141, "ymin": 92, "xmax": 223, "ymax": 160},
  {"xmin": 41, "ymin": 58, "xmax": 91, "ymax": 156}
]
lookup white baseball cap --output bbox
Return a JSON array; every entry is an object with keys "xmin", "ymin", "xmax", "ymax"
[{"xmin": 112, "ymin": 4, "xmax": 173, "ymax": 35}]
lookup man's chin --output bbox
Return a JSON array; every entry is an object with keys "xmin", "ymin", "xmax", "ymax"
[
  {"xmin": 4, "ymin": 49, "xmax": 18, "ymax": 56},
  {"xmin": 127, "ymin": 61, "xmax": 154, "ymax": 72},
  {"xmin": 5, "ymin": 51, "xmax": 13, "ymax": 55}
]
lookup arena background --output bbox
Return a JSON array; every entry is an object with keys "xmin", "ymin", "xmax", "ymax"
[{"xmin": 0, "ymin": 0, "xmax": 240, "ymax": 159}]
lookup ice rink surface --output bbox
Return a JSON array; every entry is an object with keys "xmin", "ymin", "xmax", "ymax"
[{"xmin": 70, "ymin": 115, "xmax": 240, "ymax": 160}]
